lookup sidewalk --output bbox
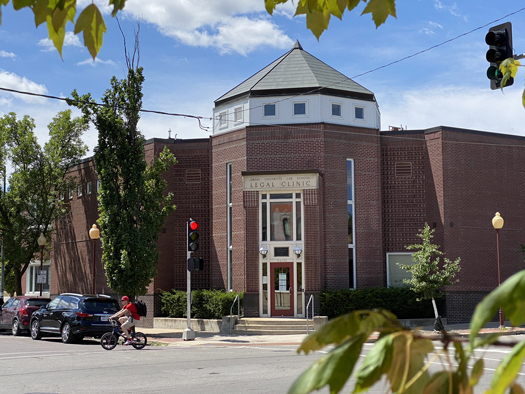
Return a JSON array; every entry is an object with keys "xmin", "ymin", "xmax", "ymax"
[{"xmin": 139, "ymin": 322, "xmax": 525, "ymax": 347}]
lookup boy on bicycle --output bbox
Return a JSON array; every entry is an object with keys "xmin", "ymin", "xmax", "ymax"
[{"xmin": 110, "ymin": 296, "xmax": 140, "ymax": 345}]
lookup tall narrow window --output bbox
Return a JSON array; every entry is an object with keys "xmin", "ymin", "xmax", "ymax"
[
  {"xmin": 219, "ymin": 111, "xmax": 227, "ymax": 128},
  {"xmin": 227, "ymin": 163, "xmax": 233, "ymax": 291},
  {"xmin": 347, "ymin": 159, "xmax": 355, "ymax": 288},
  {"xmin": 234, "ymin": 106, "xmax": 243, "ymax": 123},
  {"xmin": 87, "ymin": 182, "xmax": 92, "ymax": 195}
]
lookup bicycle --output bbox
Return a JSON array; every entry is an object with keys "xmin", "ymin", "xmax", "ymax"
[{"xmin": 100, "ymin": 319, "xmax": 147, "ymax": 350}]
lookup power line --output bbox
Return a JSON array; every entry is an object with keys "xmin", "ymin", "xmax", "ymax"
[{"xmin": 0, "ymin": 87, "xmax": 212, "ymax": 132}]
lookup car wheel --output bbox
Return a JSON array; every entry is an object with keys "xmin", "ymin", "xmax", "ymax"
[
  {"xmin": 61, "ymin": 322, "xmax": 75, "ymax": 344},
  {"xmin": 31, "ymin": 320, "xmax": 42, "ymax": 340},
  {"xmin": 12, "ymin": 319, "xmax": 21, "ymax": 336}
]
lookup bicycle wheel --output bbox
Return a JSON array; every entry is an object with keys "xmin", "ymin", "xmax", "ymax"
[
  {"xmin": 131, "ymin": 332, "xmax": 147, "ymax": 350},
  {"xmin": 100, "ymin": 332, "xmax": 118, "ymax": 350}
]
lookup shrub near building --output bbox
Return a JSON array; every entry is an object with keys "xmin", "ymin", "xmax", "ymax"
[
  {"xmin": 160, "ymin": 289, "xmax": 243, "ymax": 319},
  {"xmin": 319, "ymin": 287, "xmax": 444, "ymax": 320}
]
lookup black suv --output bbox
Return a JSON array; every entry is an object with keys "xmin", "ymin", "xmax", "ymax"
[{"xmin": 30, "ymin": 293, "xmax": 120, "ymax": 343}]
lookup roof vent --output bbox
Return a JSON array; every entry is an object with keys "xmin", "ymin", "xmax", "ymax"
[{"xmin": 395, "ymin": 162, "xmax": 412, "ymax": 177}]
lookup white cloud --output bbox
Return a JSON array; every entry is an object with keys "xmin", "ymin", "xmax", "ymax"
[
  {"xmin": 433, "ymin": 0, "xmax": 468, "ymax": 21},
  {"xmin": 380, "ymin": 85, "xmax": 525, "ymax": 136},
  {"xmin": 0, "ymin": 50, "xmax": 16, "ymax": 59},
  {"xmin": 122, "ymin": 0, "xmax": 293, "ymax": 55},
  {"xmin": 38, "ymin": 31, "xmax": 82, "ymax": 51},
  {"xmin": 0, "ymin": 70, "xmax": 48, "ymax": 104},
  {"xmin": 76, "ymin": 58, "xmax": 117, "ymax": 67},
  {"xmin": 419, "ymin": 21, "xmax": 443, "ymax": 36}
]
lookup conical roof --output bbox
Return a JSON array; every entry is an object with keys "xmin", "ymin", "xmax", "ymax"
[{"xmin": 215, "ymin": 40, "xmax": 374, "ymax": 106}]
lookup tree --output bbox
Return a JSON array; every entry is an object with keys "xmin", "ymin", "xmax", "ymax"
[
  {"xmin": 70, "ymin": 66, "xmax": 177, "ymax": 299},
  {"xmin": 0, "ymin": 0, "xmax": 396, "ymax": 59},
  {"xmin": 398, "ymin": 223, "xmax": 461, "ymax": 327},
  {"xmin": 289, "ymin": 269, "xmax": 525, "ymax": 394},
  {"xmin": 0, "ymin": 110, "xmax": 88, "ymax": 295}
]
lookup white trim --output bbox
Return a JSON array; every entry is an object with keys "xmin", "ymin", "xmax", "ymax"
[
  {"xmin": 77, "ymin": 184, "xmax": 82, "ymax": 197},
  {"xmin": 25, "ymin": 259, "xmax": 51, "ymax": 296},
  {"xmin": 347, "ymin": 158, "xmax": 356, "ymax": 288},
  {"xmin": 87, "ymin": 181, "xmax": 92, "ymax": 195}
]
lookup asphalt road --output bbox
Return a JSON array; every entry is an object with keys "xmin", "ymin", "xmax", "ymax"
[{"xmin": 2, "ymin": 331, "xmax": 525, "ymax": 393}]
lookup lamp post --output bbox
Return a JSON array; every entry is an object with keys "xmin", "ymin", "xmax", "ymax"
[
  {"xmin": 89, "ymin": 224, "xmax": 100, "ymax": 294},
  {"xmin": 37, "ymin": 233, "xmax": 46, "ymax": 296},
  {"xmin": 492, "ymin": 212, "xmax": 504, "ymax": 329}
]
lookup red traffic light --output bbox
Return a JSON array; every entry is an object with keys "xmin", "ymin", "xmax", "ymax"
[{"xmin": 189, "ymin": 220, "xmax": 199, "ymax": 231}]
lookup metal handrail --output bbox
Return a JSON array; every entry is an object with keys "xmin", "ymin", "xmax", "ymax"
[
  {"xmin": 229, "ymin": 295, "xmax": 240, "ymax": 333},
  {"xmin": 306, "ymin": 295, "xmax": 314, "ymax": 334}
]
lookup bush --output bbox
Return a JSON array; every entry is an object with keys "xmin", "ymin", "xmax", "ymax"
[
  {"xmin": 160, "ymin": 289, "xmax": 243, "ymax": 319},
  {"xmin": 319, "ymin": 287, "xmax": 445, "ymax": 320}
]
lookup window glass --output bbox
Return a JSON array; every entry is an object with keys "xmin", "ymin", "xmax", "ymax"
[
  {"xmin": 68, "ymin": 189, "xmax": 73, "ymax": 199},
  {"xmin": 77, "ymin": 184, "xmax": 82, "ymax": 197},
  {"xmin": 97, "ymin": 180, "xmax": 101, "ymax": 192},
  {"xmin": 26, "ymin": 299, "xmax": 49, "ymax": 307},
  {"xmin": 332, "ymin": 103, "xmax": 342, "ymax": 117},
  {"xmin": 47, "ymin": 298, "xmax": 60, "ymax": 310},
  {"xmin": 297, "ymin": 262, "xmax": 303, "ymax": 315},
  {"xmin": 296, "ymin": 201, "xmax": 302, "ymax": 241},
  {"xmin": 270, "ymin": 202, "xmax": 293, "ymax": 241},
  {"xmin": 293, "ymin": 102, "xmax": 306, "ymax": 115},
  {"xmin": 262, "ymin": 201, "xmax": 267, "ymax": 241},
  {"xmin": 262, "ymin": 262, "xmax": 268, "ymax": 315},
  {"xmin": 3, "ymin": 298, "xmax": 14, "ymax": 309},
  {"xmin": 58, "ymin": 296, "xmax": 73, "ymax": 309},
  {"xmin": 219, "ymin": 111, "xmax": 227, "ymax": 127},
  {"xmin": 83, "ymin": 300, "xmax": 119, "ymax": 313},
  {"xmin": 87, "ymin": 182, "xmax": 92, "ymax": 195},
  {"xmin": 349, "ymin": 250, "xmax": 354, "ymax": 288},
  {"xmin": 355, "ymin": 107, "xmax": 364, "ymax": 119},
  {"xmin": 347, "ymin": 160, "xmax": 353, "ymax": 200},
  {"xmin": 388, "ymin": 254, "xmax": 415, "ymax": 287},
  {"xmin": 234, "ymin": 107, "xmax": 243, "ymax": 122},
  {"xmin": 270, "ymin": 193, "xmax": 293, "ymax": 199},
  {"xmin": 264, "ymin": 104, "xmax": 276, "ymax": 117},
  {"xmin": 348, "ymin": 204, "xmax": 353, "ymax": 245}
]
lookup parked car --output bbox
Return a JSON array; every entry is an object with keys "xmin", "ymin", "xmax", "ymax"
[
  {"xmin": 0, "ymin": 296, "xmax": 51, "ymax": 336},
  {"xmin": 30, "ymin": 293, "xmax": 120, "ymax": 343}
]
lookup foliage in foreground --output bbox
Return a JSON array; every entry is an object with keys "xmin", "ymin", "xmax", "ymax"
[
  {"xmin": 160, "ymin": 289, "xmax": 243, "ymax": 320},
  {"xmin": 290, "ymin": 269, "xmax": 525, "ymax": 394},
  {"xmin": 1, "ymin": 0, "xmax": 397, "ymax": 59}
]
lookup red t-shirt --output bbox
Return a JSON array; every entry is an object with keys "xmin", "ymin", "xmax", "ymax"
[{"xmin": 124, "ymin": 302, "xmax": 140, "ymax": 320}]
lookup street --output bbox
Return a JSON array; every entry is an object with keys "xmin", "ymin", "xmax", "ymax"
[{"xmin": 2, "ymin": 331, "xmax": 525, "ymax": 393}]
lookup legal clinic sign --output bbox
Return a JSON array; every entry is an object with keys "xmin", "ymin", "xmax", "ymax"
[{"xmin": 243, "ymin": 173, "xmax": 319, "ymax": 191}]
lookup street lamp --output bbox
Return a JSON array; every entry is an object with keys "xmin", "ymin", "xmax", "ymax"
[
  {"xmin": 37, "ymin": 233, "xmax": 46, "ymax": 296},
  {"xmin": 492, "ymin": 212, "xmax": 504, "ymax": 329},
  {"xmin": 89, "ymin": 224, "xmax": 100, "ymax": 294}
]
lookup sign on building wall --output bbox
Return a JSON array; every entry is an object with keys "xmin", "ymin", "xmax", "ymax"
[{"xmin": 243, "ymin": 173, "xmax": 319, "ymax": 191}]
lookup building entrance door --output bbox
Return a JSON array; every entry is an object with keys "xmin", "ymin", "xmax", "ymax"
[{"xmin": 270, "ymin": 262, "xmax": 294, "ymax": 316}]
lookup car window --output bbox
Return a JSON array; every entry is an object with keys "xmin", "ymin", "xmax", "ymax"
[
  {"xmin": 46, "ymin": 297, "xmax": 61, "ymax": 310},
  {"xmin": 3, "ymin": 298, "xmax": 14, "ymax": 309},
  {"xmin": 11, "ymin": 299, "xmax": 20, "ymax": 308},
  {"xmin": 58, "ymin": 296, "xmax": 74, "ymax": 309},
  {"xmin": 26, "ymin": 299, "xmax": 51, "ymax": 307},
  {"xmin": 82, "ymin": 300, "xmax": 119, "ymax": 313}
]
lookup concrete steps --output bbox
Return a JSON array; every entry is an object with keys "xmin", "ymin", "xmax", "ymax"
[{"xmin": 233, "ymin": 317, "xmax": 315, "ymax": 335}]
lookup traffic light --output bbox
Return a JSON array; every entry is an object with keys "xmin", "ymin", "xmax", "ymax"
[
  {"xmin": 187, "ymin": 219, "xmax": 199, "ymax": 252},
  {"xmin": 485, "ymin": 22, "xmax": 513, "ymax": 90},
  {"xmin": 187, "ymin": 257, "xmax": 204, "ymax": 272}
]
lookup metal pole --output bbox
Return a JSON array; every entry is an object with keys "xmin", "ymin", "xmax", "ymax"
[
  {"xmin": 497, "ymin": 229, "xmax": 504, "ymax": 328},
  {"xmin": 39, "ymin": 245, "xmax": 44, "ymax": 296},
  {"xmin": 182, "ymin": 220, "xmax": 195, "ymax": 341},
  {"xmin": 92, "ymin": 239, "xmax": 96, "ymax": 294},
  {"xmin": 0, "ymin": 167, "xmax": 5, "ymax": 300}
]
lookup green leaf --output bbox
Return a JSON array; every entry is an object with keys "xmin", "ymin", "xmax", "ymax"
[
  {"xmin": 487, "ymin": 341, "xmax": 525, "ymax": 394},
  {"xmin": 470, "ymin": 332, "xmax": 501, "ymax": 351},
  {"xmin": 347, "ymin": 0, "xmax": 362, "ymax": 12},
  {"xmin": 510, "ymin": 383, "xmax": 525, "ymax": 394},
  {"xmin": 12, "ymin": 0, "xmax": 34, "ymax": 10},
  {"xmin": 288, "ymin": 333, "xmax": 367, "ymax": 394},
  {"xmin": 522, "ymin": 88, "xmax": 525, "ymax": 109},
  {"xmin": 469, "ymin": 359, "xmax": 484, "ymax": 388},
  {"xmin": 470, "ymin": 270, "xmax": 525, "ymax": 345},
  {"xmin": 109, "ymin": 0, "xmax": 126, "ymax": 17},
  {"xmin": 353, "ymin": 333, "xmax": 396, "ymax": 393},
  {"xmin": 361, "ymin": 0, "xmax": 397, "ymax": 28},
  {"xmin": 33, "ymin": 0, "xmax": 48, "ymax": 27},
  {"xmin": 423, "ymin": 371, "xmax": 451, "ymax": 394},
  {"xmin": 297, "ymin": 309, "xmax": 402, "ymax": 355},
  {"xmin": 51, "ymin": 0, "xmax": 74, "ymax": 34},
  {"xmin": 74, "ymin": 4, "xmax": 107, "ymax": 60}
]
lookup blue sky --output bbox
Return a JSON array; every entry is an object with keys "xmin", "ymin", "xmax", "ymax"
[{"xmin": 1, "ymin": 0, "xmax": 525, "ymax": 155}]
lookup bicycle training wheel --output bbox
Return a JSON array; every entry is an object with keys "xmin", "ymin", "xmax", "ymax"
[
  {"xmin": 100, "ymin": 332, "xmax": 118, "ymax": 350},
  {"xmin": 131, "ymin": 332, "xmax": 147, "ymax": 349}
]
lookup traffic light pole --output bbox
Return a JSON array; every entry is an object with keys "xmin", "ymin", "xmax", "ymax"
[{"xmin": 182, "ymin": 222, "xmax": 196, "ymax": 341}]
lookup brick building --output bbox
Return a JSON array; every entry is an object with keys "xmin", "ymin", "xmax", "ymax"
[{"xmin": 22, "ymin": 41, "xmax": 525, "ymax": 326}]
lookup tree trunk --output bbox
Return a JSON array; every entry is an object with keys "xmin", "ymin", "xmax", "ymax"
[{"xmin": 14, "ymin": 269, "xmax": 22, "ymax": 296}]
